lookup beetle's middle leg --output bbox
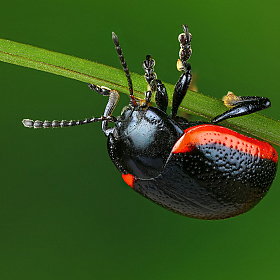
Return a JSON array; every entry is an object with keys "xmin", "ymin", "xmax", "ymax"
[{"xmin": 142, "ymin": 55, "xmax": 168, "ymax": 112}]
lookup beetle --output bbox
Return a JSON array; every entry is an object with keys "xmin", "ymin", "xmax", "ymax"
[{"xmin": 23, "ymin": 25, "xmax": 278, "ymax": 220}]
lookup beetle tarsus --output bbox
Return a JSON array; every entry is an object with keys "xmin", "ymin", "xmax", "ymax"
[
  {"xmin": 88, "ymin": 83, "xmax": 111, "ymax": 96},
  {"xmin": 143, "ymin": 55, "xmax": 157, "ymax": 85},
  {"xmin": 171, "ymin": 25, "xmax": 193, "ymax": 119},
  {"xmin": 178, "ymin": 24, "xmax": 192, "ymax": 71},
  {"xmin": 142, "ymin": 55, "xmax": 168, "ymax": 112}
]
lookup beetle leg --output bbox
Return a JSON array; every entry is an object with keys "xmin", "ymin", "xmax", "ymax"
[
  {"xmin": 171, "ymin": 64, "xmax": 192, "ymax": 119},
  {"xmin": 152, "ymin": 79, "xmax": 168, "ymax": 112},
  {"xmin": 143, "ymin": 55, "xmax": 157, "ymax": 85},
  {"xmin": 88, "ymin": 83, "xmax": 120, "ymax": 136},
  {"xmin": 211, "ymin": 91, "xmax": 271, "ymax": 123},
  {"xmin": 171, "ymin": 25, "xmax": 192, "ymax": 119},
  {"xmin": 88, "ymin": 83, "xmax": 111, "ymax": 95},
  {"xmin": 142, "ymin": 55, "xmax": 168, "ymax": 112}
]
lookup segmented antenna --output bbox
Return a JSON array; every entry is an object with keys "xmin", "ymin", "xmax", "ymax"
[
  {"xmin": 112, "ymin": 32, "xmax": 136, "ymax": 106},
  {"xmin": 22, "ymin": 82, "xmax": 118, "ymax": 129},
  {"xmin": 22, "ymin": 116, "xmax": 117, "ymax": 129}
]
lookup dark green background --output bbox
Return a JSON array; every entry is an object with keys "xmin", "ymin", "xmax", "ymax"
[{"xmin": 1, "ymin": 1, "xmax": 280, "ymax": 279}]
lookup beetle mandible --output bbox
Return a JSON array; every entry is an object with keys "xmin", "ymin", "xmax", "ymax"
[{"xmin": 23, "ymin": 25, "xmax": 278, "ymax": 220}]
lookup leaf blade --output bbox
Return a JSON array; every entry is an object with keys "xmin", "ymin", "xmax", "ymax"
[{"xmin": 1, "ymin": 38, "xmax": 280, "ymax": 146}]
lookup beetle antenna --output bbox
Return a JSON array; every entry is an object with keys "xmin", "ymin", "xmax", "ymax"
[
  {"xmin": 112, "ymin": 32, "xmax": 136, "ymax": 106},
  {"xmin": 23, "ymin": 84, "xmax": 119, "ymax": 131},
  {"xmin": 22, "ymin": 116, "xmax": 117, "ymax": 129}
]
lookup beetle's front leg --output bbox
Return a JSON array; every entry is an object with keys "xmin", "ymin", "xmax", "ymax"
[{"xmin": 88, "ymin": 83, "xmax": 119, "ymax": 136}]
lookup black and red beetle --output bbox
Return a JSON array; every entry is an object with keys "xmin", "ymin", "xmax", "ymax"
[{"xmin": 23, "ymin": 25, "xmax": 278, "ymax": 220}]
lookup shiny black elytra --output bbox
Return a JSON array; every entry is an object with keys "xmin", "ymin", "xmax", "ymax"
[{"xmin": 23, "ymin": 25, "xmax": 278, "ymax": 220}]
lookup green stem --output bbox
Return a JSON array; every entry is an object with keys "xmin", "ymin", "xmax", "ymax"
[{"xmin": 1, "ymin": 38, "xmax": 280, "ymax": 146}]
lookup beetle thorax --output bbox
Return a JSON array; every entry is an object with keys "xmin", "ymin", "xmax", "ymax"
[{"xmin": 108, "ymin": 106, "xmax": 183, "ymax": 179}]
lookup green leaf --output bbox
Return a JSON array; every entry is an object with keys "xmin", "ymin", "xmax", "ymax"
[{"xmin": 1, "ymin": 38, "xmax": 280, "ymax": 146}]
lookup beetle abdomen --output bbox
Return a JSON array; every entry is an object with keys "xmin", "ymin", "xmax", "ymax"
[{"xmin": 122, "ymin": 125, "xmax": 278, "ymax": 219}]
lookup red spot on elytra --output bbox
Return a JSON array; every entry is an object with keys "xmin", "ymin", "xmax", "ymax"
[
  {"xmin": 122, "ymin": 173, "xmax": 135, "ymax": 188},
  {"xmin": 172, "ymin": 124, "xmax": 278, "ymax": 162}
]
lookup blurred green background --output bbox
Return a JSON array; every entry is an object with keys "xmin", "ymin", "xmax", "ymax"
[{"xmin": 1, "ymin": 0, "xmax": 280, "ymax": 279}]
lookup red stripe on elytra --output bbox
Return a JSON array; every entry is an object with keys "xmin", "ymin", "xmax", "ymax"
[
  {"xmin": 122, "ymin": 173, "xmax": 135, "ymax": 188},
  {"xmin": 172, "ymin": 124, "xmax": 278, "ymax": 162}
]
